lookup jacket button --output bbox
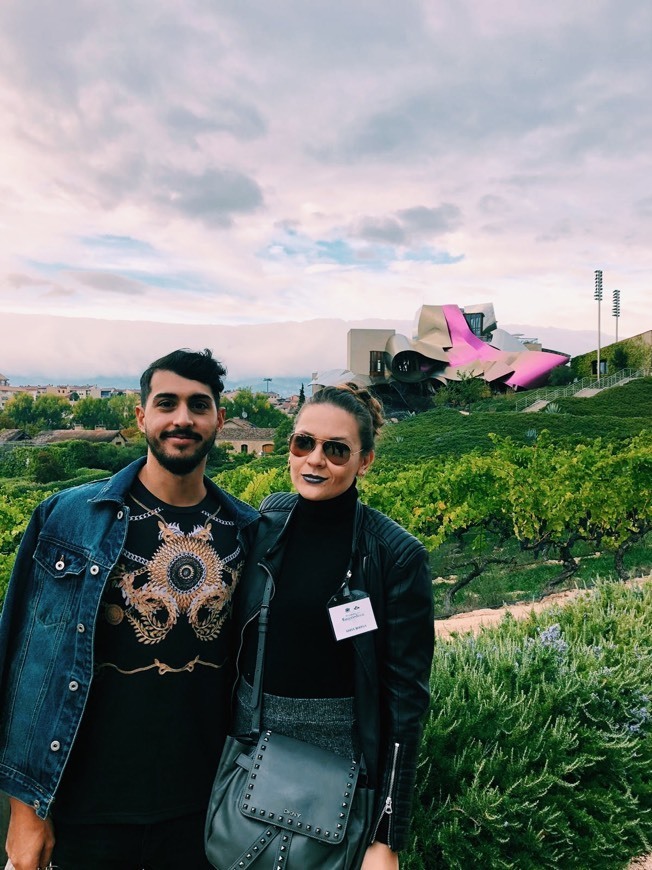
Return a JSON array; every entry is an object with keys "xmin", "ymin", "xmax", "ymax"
[
  {"xmin": 55, "ymin": 560, "xmax": 65, "ymax": 571},
  {"xmin": 50, "ymin": 740, "xmax": 61, "ymax": 752},
  {"xmin": 117, "ymin": 510, "xmax": 124, "ymax": 520},
  {"xmin": 33, "ymin": 800, "xmax": 40, "ymax": 810},
  {"xmin": 69, "ymin": 680, "xmax": 79, "ymax": 691},
  {"xmin": 77, "ymin": 623, "xmax": 85, "ymax": 633},
  {"xmin": 90, "ymin": 565, "xmax": 100, "ymax": 575}
]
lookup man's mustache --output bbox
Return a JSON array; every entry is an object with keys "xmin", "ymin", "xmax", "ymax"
[{"xmin": 162, "ymin": 429, "xmax": 202, "ymax": 441}]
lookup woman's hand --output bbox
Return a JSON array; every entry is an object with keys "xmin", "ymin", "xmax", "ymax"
[{"xmin": 361, "ymin": 841, "xmax": 399, "ymax": 869}]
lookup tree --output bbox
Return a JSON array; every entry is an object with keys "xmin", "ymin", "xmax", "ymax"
[
  {"xmin": 612, "ymin": 345, "xmax": 629, "ymax": 371},
  {"xmin": 108, "ymin": 393, "xmax": 139, "ymax": 427},
  {"xmin": 273, "ymin": 415, "xmax": 293, "ymax": 453},
  {"xmin": 433, "ymin": 373, "xmax": 490, "ymax": 410},
  {"xmin": 298, "ymin": 384, "xmax": 306, "ymax": 408},
  {"xmin": 221, "ymin": 389, "xmax": 286, "ymax": 427},
  {"xmin": 548, "ymin": 365, "xmax": 574, "ymax": 386},
  {"xmin": 4, "ymin": 393, "xmax": 36, "ymax": 429},
  {"xmin": 33, "ymin": 395, "xmax": 73, "ymax": 430},
  {"xmin": 73, "ymin": 397, "xmax": 121, "ymax": 429}
]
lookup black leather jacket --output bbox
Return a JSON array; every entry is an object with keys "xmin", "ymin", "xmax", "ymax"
[{"xmin": 233, "ymin": 492, "xmax": 434, "ymax": 852}]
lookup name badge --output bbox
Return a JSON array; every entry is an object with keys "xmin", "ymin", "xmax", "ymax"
[{"xmin": 327, "ymin": 589, "xmax": 378, "ymax": 641}]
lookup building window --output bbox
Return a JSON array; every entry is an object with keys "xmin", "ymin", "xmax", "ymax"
[
  {"xmin": 396, "ymin": 353, "xmax": 419, "ymax": 374},
  {"xmin": 464, "ymin": 312, "xmax": 484, "ymax": 337},
  {"xmin": 369, "ymin": 351, "xmax": 385, "ymax": 376},
  {"xmin": 240, "ymin": 444, "xmax": 248, "ymax": 453},
  {"xmin": 591, "ymin": 359, "xmax": 608, "ymax": 376}
]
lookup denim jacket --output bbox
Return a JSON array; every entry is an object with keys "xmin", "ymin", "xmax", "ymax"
[{"xmin": 0, "ymin": 458, "xmax": 258, "ymax": 820}]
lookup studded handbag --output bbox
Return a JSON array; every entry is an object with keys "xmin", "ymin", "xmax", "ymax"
[{"xmin": 204, "ymin": 578, "xmax": 375, "ymax": 870}]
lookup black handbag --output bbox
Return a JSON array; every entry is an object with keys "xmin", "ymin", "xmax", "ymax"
[{"xmin": 205, "ymin": 577, "xmax": 375, "ymax": 870}]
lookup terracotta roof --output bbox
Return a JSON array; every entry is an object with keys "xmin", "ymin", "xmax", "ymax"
[
  {"xmin": 218, "ymin": 419, "xmax": 277, "ymax": 440},
  {"xmin": 32, "ymin": 429, "xmax": 128, "ymax": 445},
  {"xmin": 216, "ymin": 427, "xmax": 276, "ymax": 441},
  {"xmin": 0, "ymin": 428, "xmax": 31, "ymax": 443}
]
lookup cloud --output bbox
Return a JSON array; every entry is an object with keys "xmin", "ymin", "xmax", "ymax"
[
  {"xmin": 0, "ymin": 0, "xmax": 649, "ymax": 352},
  {"xmin": 165, "ymin": 99, "xmax": 267, "ymax": 142},
  {"xmin": 7, "ymin": 273, "xmax": 39, "ymax": 289},
  {"xmin": 151, "ymin": 167, "xmax": 264, "ymax": 226},
  {"xmin": 397, "ymin": 204, "xmax": 463, "ymax": 236},
  {"xmin": 352, "ymin": 217, "xmax": 406, "ymax": 245},
  {"xmin": 351, "ymin": 204, "xmax": 462, "ymax": 245},
  {"xmin": 68, "ymin": 271, "xmax": 147, "ymax": 295},
  {"xmin": 262, "ymin": 225, "xmax": 462, "ymax": 270}
]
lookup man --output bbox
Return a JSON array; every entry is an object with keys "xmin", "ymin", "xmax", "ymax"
[{"xmin": 0, "ymin": 349, "xmax": 258, "ymax": 869}]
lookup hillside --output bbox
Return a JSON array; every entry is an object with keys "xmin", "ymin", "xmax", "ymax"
[
  {"xmin": 555, "ymin": 376, "xmax": 652, "ymax": 417},
  {"xmin": 376, "ymin": 377, "xmax": 652, "ymax": 463}
]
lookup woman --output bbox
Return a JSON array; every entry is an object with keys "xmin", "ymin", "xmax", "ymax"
[{"xmin": 233, "ymin": 384, "xmax": 434, "ymax": 869}]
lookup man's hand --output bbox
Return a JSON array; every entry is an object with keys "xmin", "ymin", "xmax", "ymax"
[
  {"xmin": 361, "ymin": 841, "xmax": 400, "ymax": 870},
  {"xmin": 5, "ymin": 797, "xmax": 55, "ymax": 870}
]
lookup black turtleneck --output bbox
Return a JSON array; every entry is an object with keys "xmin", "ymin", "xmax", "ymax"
[{"xmin": 243, "ymin": 483, "xmax": 358, "ymax": 698}]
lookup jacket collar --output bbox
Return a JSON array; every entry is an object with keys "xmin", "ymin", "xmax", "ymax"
[
  {"xmin": 88, "ymin": 457, "xmax": 259, "ymax": 529},
  {"xmin": 255, "ymin": 496, "xmax": 366, "ymax": 599}
]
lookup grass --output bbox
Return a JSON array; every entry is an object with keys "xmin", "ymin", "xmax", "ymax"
[
  {"xmin": 376, "ymin": 376, "xmax": 652, "ymax": 463},
  {"xmin": 376, "ymin": 407, "xmax": 651, "ymax": 463}
]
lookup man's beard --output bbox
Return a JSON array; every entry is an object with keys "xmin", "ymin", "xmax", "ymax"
[{"xmin": 145, "ymin": 429, "xmax": 216, "ymax": 476}]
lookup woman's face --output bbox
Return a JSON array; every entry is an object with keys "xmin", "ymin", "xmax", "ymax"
[{"xmin": 289, "ymin": 403, "xmax": 374, "ymax": 502}]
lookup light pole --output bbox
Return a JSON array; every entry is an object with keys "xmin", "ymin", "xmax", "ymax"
[
  {"xmin": 263, "ymin": 377, "xmax": 272, "ymax": 393},
  {"xmin": 612, "ymin": 289, "xmax": 621, "ymax": 343},
  {"xmin": 594, "ymin": 270, "xmax": 603, "ymax": 383}
]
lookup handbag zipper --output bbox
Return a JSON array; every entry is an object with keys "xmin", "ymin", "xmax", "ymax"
[{"xmin": 371, "ymin": 741, "xmax": 400, "ymax": 844}]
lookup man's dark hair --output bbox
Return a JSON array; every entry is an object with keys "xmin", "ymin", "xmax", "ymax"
[{"xmin": 140, "ymin": 349, "xmax": 227, "ymax": 406}]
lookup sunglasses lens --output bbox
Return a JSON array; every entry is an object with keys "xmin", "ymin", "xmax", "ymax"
[
  {"xmin": 322, "ymin": 441, "xmax": 350, "ymax": 465},
  {"xmin": 289, "ymin": 434, "xmax": 315, "ymax": 456}
]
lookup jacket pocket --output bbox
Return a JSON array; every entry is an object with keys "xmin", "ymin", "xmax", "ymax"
[{"xmin": 32, "ymin": 537, "xmax": 89, "ymax": 626}]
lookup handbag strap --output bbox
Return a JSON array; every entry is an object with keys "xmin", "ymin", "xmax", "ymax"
[
  {"xmin": 248, "ymin": 574, "xmax": 274, "ymax": 739},
  {"xmin": 245, "ymin": 567, "xmax": 368, "ymax": 778}
]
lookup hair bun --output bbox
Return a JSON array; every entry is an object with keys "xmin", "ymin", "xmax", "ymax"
[{"xmin": 338, "ymin": 382, "xmax": 385, "ymax": 437}]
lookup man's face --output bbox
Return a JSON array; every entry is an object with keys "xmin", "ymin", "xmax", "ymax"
[{"xmin": 136, "ymin": 370, "xmax": 225, "ymax": 476}]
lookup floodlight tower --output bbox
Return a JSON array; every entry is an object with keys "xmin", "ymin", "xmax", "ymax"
[
  {"xmin": 264, "ymin": 377, "xmax": 272, "ymax": 393},
  {"xmin": 612, "ymin": 288, "xmax": 621, "ymax": 343},
  {"xmin": 594, "ymin": 270, "xmax": 603, "ymax": 383}
]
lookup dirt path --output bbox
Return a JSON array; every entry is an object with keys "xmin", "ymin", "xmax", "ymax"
[
  {"xmin": 435, "ymin": 586, "xmax": 596, "ymax": 639},
  {"xmin": 435, "ymin": 576, "xmax": 652, "ymax": 869}
]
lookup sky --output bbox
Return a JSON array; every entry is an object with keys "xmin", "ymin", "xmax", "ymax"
[{"xmin": 0, "ymin": 0, "xmax": 650, "ymax": 381}]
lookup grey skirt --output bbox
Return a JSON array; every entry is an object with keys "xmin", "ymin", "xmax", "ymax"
[{"xmin": 233, "ymin": 677, "xmax": 361, "ymax": 760}]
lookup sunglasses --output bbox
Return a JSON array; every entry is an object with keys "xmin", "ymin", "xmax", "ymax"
[{"xmin": 288, "ymin": 433, "xmax": 363, "ymax": 466}]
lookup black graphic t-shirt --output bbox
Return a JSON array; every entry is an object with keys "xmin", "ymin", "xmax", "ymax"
[{"xmin": 55, "ymin": 479, "xmax": 243, "ymax": 824}]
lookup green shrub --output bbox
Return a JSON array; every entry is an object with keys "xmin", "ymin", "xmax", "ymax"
[
  {"xmin": 213, "ymin": 457, "xmax": 291, "ymax": 507},
  {"xmin": 0, "ymin": 485, "xmax": 52, "ymax": 602},
  {"xmin": 405, "ymin": 581, "xmax": 652, "ymax": 869},
  {"xmin": 29, "ymin": 449, "xmax": 69, "ymax": 483}
]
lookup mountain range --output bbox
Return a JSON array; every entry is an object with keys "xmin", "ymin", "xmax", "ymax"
[{"xmin": 2, "ymin": 312, "xmax": 611, "ymax": 396}]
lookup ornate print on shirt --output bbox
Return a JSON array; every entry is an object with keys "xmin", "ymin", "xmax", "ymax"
[{"xmin": 97, "ymin": 492, "xmax": 243, "ymax": 676}]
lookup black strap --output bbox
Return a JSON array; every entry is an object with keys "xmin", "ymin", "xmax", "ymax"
[
  {"xmin": 244, "ymin": 567, "xmax": 368, "ymax": 777},
  {"xmin": 248, "ymin": 575, "xmax": 274, "ymax": 739}
]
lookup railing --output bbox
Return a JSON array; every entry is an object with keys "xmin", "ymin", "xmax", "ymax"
[{"xmin": 514, "ymin": 368, "xmax": 649, "ymax": 412}]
